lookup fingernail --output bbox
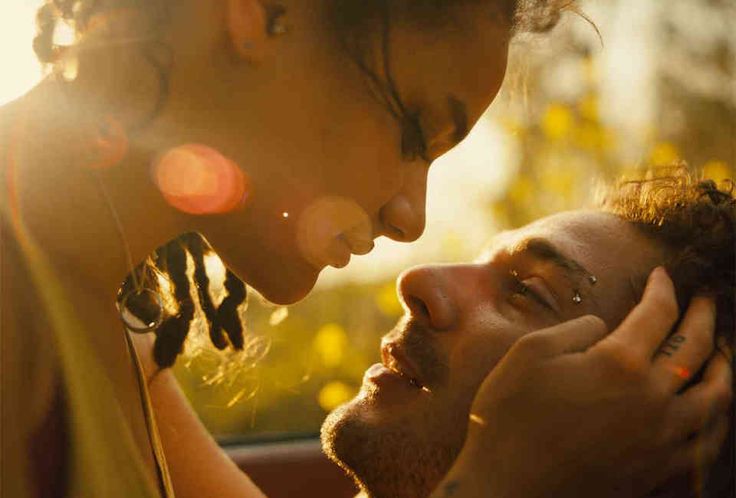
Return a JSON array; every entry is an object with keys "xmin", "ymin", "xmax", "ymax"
[
  {"xmin": 648, "ymin": 266, "xmax": 667, "ymax": 283},
  {"xmin": 693, "ymin": 293, "xmax": 716, "ymax": 307}
]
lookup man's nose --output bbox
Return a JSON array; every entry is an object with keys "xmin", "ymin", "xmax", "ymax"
[
  {"xmin": 379, "ymin": 163, "xmax": 427, "ymax": 242},
  {"xmin": 397, "ymin": 265, "xmax": 457, "ymax": 331}
]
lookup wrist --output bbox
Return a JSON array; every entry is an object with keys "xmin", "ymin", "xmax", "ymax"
[{"xmin": 430, "ymin": 447, "xmax": 509, "ymax": 498}]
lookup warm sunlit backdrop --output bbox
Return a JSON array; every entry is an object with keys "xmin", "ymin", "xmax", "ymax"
[{"xmin": 3, "ymin": 0, "xmax": 733, "ymax": 439}]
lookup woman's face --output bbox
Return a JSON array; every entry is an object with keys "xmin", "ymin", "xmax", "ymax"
[{"xmin": 165, "ymin": 2, "xmax": 511, "ymax": 304}]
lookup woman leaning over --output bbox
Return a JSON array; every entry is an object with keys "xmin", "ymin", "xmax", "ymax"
[{"xmin": 1, "ymin": 1, "xmax": 730, "ymax": 497}]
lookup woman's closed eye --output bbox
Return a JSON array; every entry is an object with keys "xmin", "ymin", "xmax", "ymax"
[{"xmin": 400, "ymin": 112, "xmax": 429, "ymax": 163}]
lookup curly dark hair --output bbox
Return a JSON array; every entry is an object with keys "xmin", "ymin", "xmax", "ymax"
[
  {"xmin": 599, "ymin": 167, "xmax": 735, "ymax": 498},
  {"xmin": 599, "ymin": 168, "xmax": 735, "ymax": 350}
]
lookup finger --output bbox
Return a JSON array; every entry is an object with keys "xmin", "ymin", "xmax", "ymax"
[
  {"xmin": 668, "ymin": 353, "xmax": 732, "ymax": 439},
  {"xmin": 653, "ymin": 296, "xmax": 716, "ymax": 392},
  {"xmin": 515, "ymin": 314, "xmax": 608, "ymax": 358},
  {"xmin": 667, "ymin": 412, "xmax": 731, "ymax": 478},
  {"xmin": 605, "ymin": 266, "xmax": 678, "ymax": 358}
]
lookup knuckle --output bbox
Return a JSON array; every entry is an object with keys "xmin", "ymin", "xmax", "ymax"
[
  {"xmin": 580, "ymin": 314, "xmax": 608, "ymax": 336},
  {"xmin": 514, "ymin": 332, "xmax": 551, "ymax": 357},
  {"xmin": 598, "ymin": 341, "xmax": 648, "ymax": 379}
]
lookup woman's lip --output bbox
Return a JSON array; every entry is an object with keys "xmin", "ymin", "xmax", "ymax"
[{"xmin": 325, "ymin": 237, "xmax": 351, "ymax": 268}]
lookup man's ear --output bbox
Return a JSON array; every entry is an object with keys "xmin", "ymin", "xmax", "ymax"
[{"xmin": 226, "ymin": 0, "xmax": 268, "ymax": 63}]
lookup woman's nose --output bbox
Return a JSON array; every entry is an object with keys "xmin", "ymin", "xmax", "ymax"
[
  {"xmin": 397, "ymin": 265, "xmax": 457, "ymax": 331},
  {"xmin": 379, "ymin": 164, "xmax": 427, "ymax": 242}
]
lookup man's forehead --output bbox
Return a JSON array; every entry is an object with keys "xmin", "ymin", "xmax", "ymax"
[{"xmin": 480, "ymin": 211, "xmax": 626, "ymax": 257}]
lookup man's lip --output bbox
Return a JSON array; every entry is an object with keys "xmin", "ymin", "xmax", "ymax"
[{"xmin": 381, "ymin": 342, "xmax": 425, "ymax": 389}]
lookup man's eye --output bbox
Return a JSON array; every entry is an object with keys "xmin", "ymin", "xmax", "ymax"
[
  {"xmin": 400, "ymin": 113, "xmax": 429, "ymax": 163},
  {"xmin": 509, "ymin": 272, "xmax": 554, "ymax": 311}
]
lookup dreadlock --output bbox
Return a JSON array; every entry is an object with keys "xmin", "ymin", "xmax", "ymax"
[
  {"xmin": 118, "ymin": 233, "xmax": 248, "ymax": 369},
  {"xmin": 181, "ymin": 232, "xmax": 228, "ymax": 351}
]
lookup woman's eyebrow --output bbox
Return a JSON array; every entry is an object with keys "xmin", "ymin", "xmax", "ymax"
[{"xmin": 447, "ymin": 94, "xmax": 469, "ymax": 144}]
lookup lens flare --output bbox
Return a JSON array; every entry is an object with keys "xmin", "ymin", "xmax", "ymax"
[
  {"xmin": 296, "ymin": 196, "xmax": 371, "ymax": 268},
  {"xmin": 154, "ymin": 144, "xmax": 249, "ymax": 215}
]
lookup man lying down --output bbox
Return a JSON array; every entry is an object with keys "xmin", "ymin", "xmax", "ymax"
[{"xmin": 321, "ymin": 169, "xmax": 735, "ymax": 498}]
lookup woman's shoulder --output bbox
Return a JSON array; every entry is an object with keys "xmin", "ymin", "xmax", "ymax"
[{"xmin": 1, "ymin": 194, "xmax": 65, "ymax": 498}]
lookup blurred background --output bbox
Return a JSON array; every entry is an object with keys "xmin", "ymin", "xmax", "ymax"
[{"xmin": 3, "ymin": 0, "xmax": 734, "ymax": 441}]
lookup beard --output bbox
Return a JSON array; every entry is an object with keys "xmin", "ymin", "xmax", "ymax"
[{"xmin": 321, "ymin": 320, "xmax": 468, "ymax": 498}]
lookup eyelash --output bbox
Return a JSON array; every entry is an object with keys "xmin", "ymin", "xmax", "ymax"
[
  {"xmin": 509, "ymin": 272, "xmax": 552, "ymax": 310},
  {"xmin": 400, "ymin": 112, "xmax": 429, "ymax": 163}
]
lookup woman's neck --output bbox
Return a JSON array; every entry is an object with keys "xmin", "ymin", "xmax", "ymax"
[{"xmin": 3, "ymin": 79, "xmax": 187, "ymax": 302}]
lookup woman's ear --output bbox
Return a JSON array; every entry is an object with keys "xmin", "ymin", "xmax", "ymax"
[{"xmin": 226, "ymin": 0, "xmax": 268, "ymax": 63}]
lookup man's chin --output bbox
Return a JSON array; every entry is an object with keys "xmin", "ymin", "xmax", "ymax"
[{"xmin": 320, "ymin": 397, "xmax": 460, "ymax": 498}]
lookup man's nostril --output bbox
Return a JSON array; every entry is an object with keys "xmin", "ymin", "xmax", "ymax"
[
  {"xmin": 387, "ymin": 223, "xmax": 406, "ymax": 240},
  {"xmin": 408, "ymin": 296, "xmax": 430, "ymax": 320}
]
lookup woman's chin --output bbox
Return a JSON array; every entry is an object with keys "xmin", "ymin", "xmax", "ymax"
[{"xmin": 249, "ymin": 264, "xmax": 321, "ymax": 305}]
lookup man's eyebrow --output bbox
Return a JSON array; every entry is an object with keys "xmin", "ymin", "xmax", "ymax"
[
  {"xmin": 515, "ymin": 237, "xmax": 592, "ymax": 282},
  {"xmin": 447, "ymin": 94, "xmax": 469, "ymax": 144}
]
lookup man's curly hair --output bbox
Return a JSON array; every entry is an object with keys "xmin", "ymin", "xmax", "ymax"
[
  {"xmin": 599, "ymin": 168, "xmax": 734, "ymax": 350},
  {"xmin": 599, "ymin": 167, "xmax": 734, "ymax": 498}
]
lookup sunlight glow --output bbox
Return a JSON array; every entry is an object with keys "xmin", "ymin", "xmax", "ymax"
[
  {"xmin": 153, "ymin": 144, "xmax": 250, "ymax": 215},
  {"xmin": 0, "ymin": 2, "xmax": 45, "ymax": 106}
]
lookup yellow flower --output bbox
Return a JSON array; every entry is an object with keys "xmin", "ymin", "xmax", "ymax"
[
  {"xmin": 649, "ymin": 142, "xmax": 679, "ymax": 165},
  {"xmin": 579, "ymin": 95, "xmax": 599, "ymax": 122},
  {"xmin": 318, "ymin": 381, "xmax": 355, "ymax": 411},
  {"xmin": 313, "ymin": 323, "xmax": 348, "ymax": 368},
  {"xmin": 542, "ymin": 104, "xmax": 573, "ymax": 140},
  {"xmin": 702, "ymin": 160, "xmax": 733, "ymax": 182},
  {"xmin": 376, "ymin": 283, "xmax": 403, "ymax": 317},
  {"xmin": 508, "ymin": 176, "xmax": 534, "ymax": 204}
]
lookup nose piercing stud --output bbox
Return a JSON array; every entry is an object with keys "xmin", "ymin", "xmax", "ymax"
[
  {"xmin": 572, "ymin": 291, "xmax": 583, "ymax": 304},
  {"xmin": 588, "ymin": 275, "xmax": 598, "ymax": 285}
]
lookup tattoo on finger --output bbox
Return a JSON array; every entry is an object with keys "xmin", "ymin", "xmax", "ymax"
[{"xmin": 656, "ymin": 334, "xmax": 687, "ymax": 358}]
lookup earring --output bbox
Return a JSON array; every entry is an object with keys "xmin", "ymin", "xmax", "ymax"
[
  {"xmin": 118, "ymin": 287, "xmax": 164, "ymax": 333},
  {"xmin": 266, "ymin": 4, "xmax": 287, "ymax": 37}
]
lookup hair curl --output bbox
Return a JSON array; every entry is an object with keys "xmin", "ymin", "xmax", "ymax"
[
  {"xmin": 599, "ymin": 166, "xmax": 734, "ymax": 498},
  {"xmin": 599, "ymin": 167, "xmax": 734, "ymax": 349}
]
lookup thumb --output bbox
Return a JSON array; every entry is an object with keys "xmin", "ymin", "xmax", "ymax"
[{"xmin": 516, "ymin": 314, "xmax": 609, "ymax": 358}]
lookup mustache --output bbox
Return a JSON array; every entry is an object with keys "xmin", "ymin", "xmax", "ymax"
[{"xmin": 387, "ymin": 317, "xmax": 450, "ymax": 388}]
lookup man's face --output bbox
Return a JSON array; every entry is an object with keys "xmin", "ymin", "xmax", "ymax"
[{"xmin": 321, "ymin": 210, "xmax": 666, "ymax": 498}]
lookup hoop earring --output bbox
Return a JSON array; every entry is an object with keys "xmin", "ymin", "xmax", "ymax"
[{"xmin": 118, "ymin": 287, "xmax": 164, "ymax": 334}]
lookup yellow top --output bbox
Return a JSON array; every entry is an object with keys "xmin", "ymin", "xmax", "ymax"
[{"xmin": 1, "ymin": 106, "xmax": 174, "ymax": 498}]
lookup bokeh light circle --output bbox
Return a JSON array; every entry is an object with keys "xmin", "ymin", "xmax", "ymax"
[{"xmin": 153, "ymin": 144, "xmax": 250, "ymax": 215}]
